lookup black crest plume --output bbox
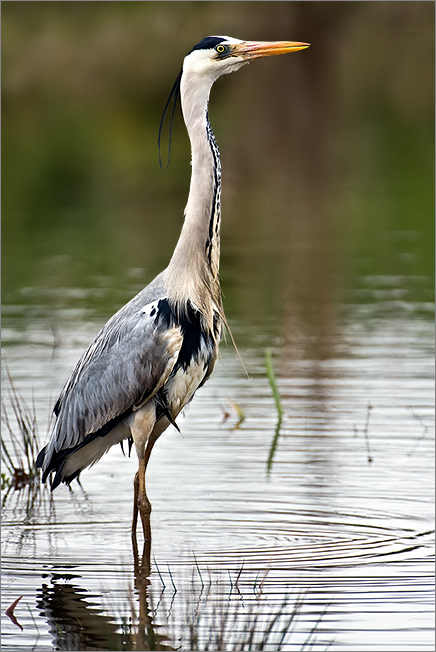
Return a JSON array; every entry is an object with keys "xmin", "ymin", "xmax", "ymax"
[{"xmin": 158, "ymin": 69, "xmax": 182, "ymax": 169}]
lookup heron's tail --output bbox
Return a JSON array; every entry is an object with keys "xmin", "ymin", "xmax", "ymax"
[{"xmin": 36, "ymin": 420, "xmax": 131, "ymax": 489}]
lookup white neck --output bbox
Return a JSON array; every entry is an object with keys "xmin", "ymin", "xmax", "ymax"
[{"xmin": 166, "ymin": 66, "xmax": 222, "ymax": 320}]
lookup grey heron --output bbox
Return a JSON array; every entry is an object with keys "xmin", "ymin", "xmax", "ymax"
[{"xmin": 36, "ymin": 36, "xmax": 309, "ymax": 539}]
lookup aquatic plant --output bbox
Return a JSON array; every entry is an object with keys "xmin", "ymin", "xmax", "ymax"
[
  {"xmin": 37, "ymin": 563, "xmax": 328, "ymax": 651},
  {"xmin": 1, "ymin": 367, "xmax": 52, "ymax": 513},
  {"xmin": 177, "ymin": 575, "xmax": 313, "ymax": 651},
  {"xmin": 265, "ymin": 349, "xmax": 284, "ymax": 474},
  {"xmin": 1, "ymin": 368, "xmax": 40, "ymax": 487}
]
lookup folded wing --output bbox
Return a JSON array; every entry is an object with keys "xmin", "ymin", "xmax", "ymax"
[{"xmin": 38, "ymin": 298, "xmax": 183, "ymax": 474}]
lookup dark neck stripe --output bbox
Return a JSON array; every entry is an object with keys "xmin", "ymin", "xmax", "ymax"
[{"xmin": 205, "ymin": 117, "xmax": 221, "ymax": 269}]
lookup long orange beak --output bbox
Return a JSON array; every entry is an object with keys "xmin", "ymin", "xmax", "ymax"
[{"xmin": 233, "ymin": 40, "xmax": 309, "ymax": 59}]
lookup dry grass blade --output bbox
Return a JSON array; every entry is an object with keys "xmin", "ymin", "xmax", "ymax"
[{"xmin": 5, "ymin": 595, "xmax": 24, "ymax": 631}]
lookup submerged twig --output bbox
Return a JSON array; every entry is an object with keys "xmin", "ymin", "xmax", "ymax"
[
  {"xmin": 363, "ymin": 404, "xmax": 373, "ymax": 464},
  {"xmin": 167, "ymin": 563, "xmax": 177, "ymax": 594},
  {"xmin": 221, "ymin": 399, "xmax": 246, "ymax": 430},
  {"xmin": 193, "ymin": 551, "xmax": 204, "ymax": 590},
  {"xmin": 353, "ymin": 404, "xmax": 373, "ymax": 464},
  {"xmin": 228, "ymin": 399, "xmax": 246, "ymax": 429},
  {"xmin": 407, "ymin": 407, "xmax": 430, "ymax": 457},
  {"xmin": 153, "ymin": 556, "xmax": 166, "ymax": 589}
]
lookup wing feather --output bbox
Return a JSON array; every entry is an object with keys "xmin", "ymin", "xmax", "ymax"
[{"xmin": 42, "ymin": 297, "xmax": 183, "ymax": 469}]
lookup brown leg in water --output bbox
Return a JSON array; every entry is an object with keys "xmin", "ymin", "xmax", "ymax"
[
  {"xmin": 132, "ymin": 430, "xmax": 160, "ymax": 542},
  {"xmin": 137, "ymin": 457, "xmax": 151, "ymax": 542}
]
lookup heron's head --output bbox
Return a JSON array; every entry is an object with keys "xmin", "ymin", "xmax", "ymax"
[
  {"xmin": 159, "ymin": 36, "xmax": 309, "ymax": 166},
  {"xmin": 183, "ymin": 36, "xmax": 309, "ymax": 82}
]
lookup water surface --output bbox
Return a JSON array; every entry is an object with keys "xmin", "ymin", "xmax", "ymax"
[{"xmin": 2, "ymin": 284, "xmax": 434, "ymax": 651}]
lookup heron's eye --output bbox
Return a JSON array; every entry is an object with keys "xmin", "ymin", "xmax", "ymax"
[{"xmin": 215, "ymin": 45, "xmax": 226, "ymax": 54}]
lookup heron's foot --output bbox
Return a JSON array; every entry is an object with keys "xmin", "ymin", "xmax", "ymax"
[{"xmin": 132, "ymin": 496, "xmax": 152, "ymax": 542}]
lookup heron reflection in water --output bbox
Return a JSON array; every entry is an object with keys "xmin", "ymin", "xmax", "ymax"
[
  {"xmin": 36, "ymin": 36, "xmax": 309, "ymax": 540},
  {"xmin": 36, "ymin": 537, "xmax": 170, "ymax": 650}
]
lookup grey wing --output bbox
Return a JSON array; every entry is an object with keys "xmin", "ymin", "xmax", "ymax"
[{"xmin": 47, "ymin": 297, "xmax": 183, "ymax": 459}]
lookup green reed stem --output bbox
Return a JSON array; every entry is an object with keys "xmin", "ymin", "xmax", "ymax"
[{"xmin": 265, "ymin": 350, "xmax": 283, "ymax": 475}]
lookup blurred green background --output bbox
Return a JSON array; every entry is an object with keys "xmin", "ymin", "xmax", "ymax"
[{"xmin": 2, "ymin": 1, "xmax": 434, "ymax": 353}]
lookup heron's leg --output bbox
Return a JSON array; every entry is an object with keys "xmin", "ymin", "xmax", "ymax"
[
  {"xmin": 135, "ymin": 430, "xmax": 161, "ymax": 541},
  {"xmin": 137, "ymin": 456, "xmax": 152, "ymax": 542},
  {"xmin": 131, "ymin": 404, "xmax": 166, "ymax": 540}
]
